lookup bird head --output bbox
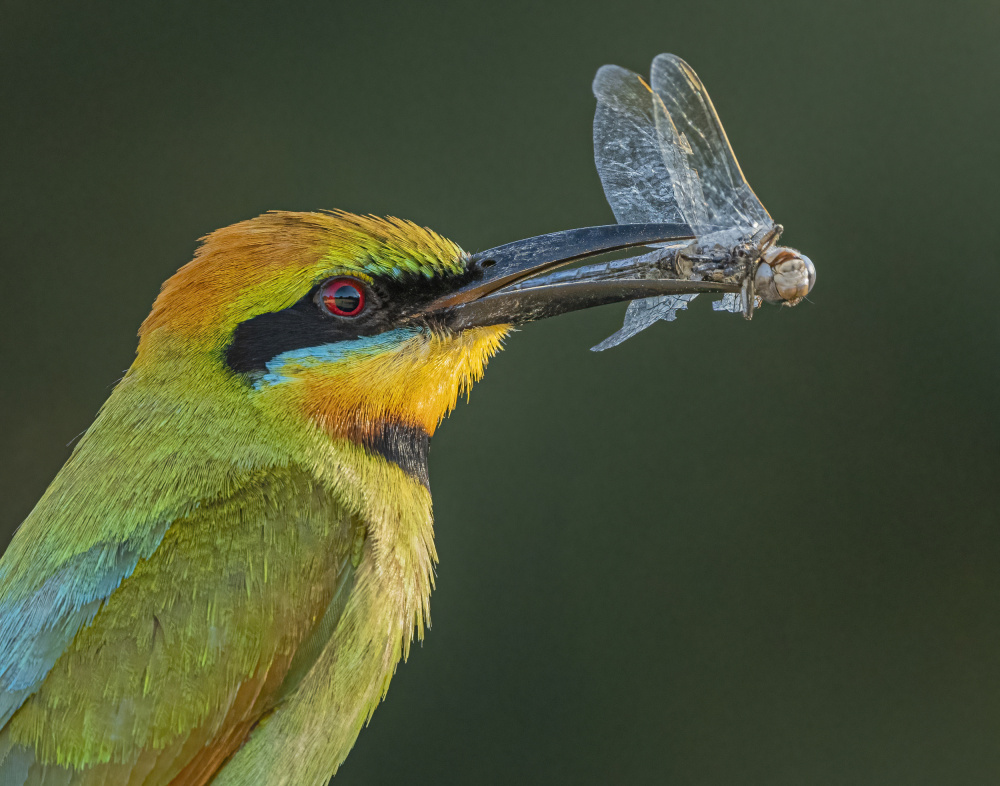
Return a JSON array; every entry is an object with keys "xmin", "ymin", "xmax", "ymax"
[{"xmin": 134, "ymin": 211, "xmax": 692, "ymax": 484}]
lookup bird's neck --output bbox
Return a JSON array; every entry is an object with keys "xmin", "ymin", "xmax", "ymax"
[
  {"xmin": 343, "ymin": 420, "xmax": 431, "ymax": 488},
  {"xmin": 109, "ymin": 344, "xmax": 442, "ymax": 657}
]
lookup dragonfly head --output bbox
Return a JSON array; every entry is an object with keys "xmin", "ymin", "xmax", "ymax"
[{"xmin": 755, "ymin": 246, "xmax": 816, "ymax": 306}]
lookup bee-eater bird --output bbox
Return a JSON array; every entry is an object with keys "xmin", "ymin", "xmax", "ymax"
[{"xmin": 0, "ymin": 211, "xmax": 703, "ymax": 785}]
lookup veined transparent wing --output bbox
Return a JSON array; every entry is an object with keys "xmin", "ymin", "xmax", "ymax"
[
  {"xmin": 592, "ymin": 63, "xmax": 699, "ymax": 348},
  {"xmin": 593, "ymin": 64, "xmax": 686, "ymax": 227},
  {"xmin": 593, "ymin": 56, "xmax": 771, "ymax": 242},
  {"xmin": 590, "ymin": 293, "xmax": 698, "ymax": 352},
  {"xmin": 649, "ymin": 53, "xmax": 771, "ymax": 240}
]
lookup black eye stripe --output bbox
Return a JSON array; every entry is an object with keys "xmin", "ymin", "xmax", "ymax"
[
  {"xmin": 225, "ymin": 289, "xmax": 377, "ymax": 374},
  {"xmin": 224, "ymin": 265, "xmax": 478, "ymax": 375}
]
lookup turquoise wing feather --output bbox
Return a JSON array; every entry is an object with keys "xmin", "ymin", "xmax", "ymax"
[{"xmin": 0, "ymin": 523, "xmax": 170, "ymax": 725}]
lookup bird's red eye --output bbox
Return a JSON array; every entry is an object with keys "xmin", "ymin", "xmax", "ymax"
[{"xmin": 320, "ymin": 278, "xmax": 366, "ymax": 317}]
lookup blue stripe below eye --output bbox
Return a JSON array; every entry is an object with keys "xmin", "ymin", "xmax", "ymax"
[{"xmin": 255, "ymin": 327, "xmax": 426, "ymax": 388}]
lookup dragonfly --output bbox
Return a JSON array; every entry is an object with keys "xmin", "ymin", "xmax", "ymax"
[
  {"xmin": 588, "ymin": 53, "xmax": 815, "ymax": 349},
  {"xmin": 454, "ymin": 54, "xmax": 813, "ymax": 348}
]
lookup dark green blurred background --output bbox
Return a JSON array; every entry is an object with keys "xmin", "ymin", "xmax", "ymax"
[{"xmin": 1, "ymin": 0, "xmax": 998, "ymax": 783}]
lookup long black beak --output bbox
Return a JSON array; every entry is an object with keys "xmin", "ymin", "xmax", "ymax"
[{"xmin": 419, "ymin": 223, "xmax": 736, "ymax": 329}]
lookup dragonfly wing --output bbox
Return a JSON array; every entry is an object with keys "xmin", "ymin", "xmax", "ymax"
[
  {"xmin": 593, "ymin": 64, "xmax": 702, "ymax": 347},
  {"xmin": 591, "ymin": 294, "xmax": 697, "ymax": 351},
  {"xmin": 649, "ymin": 53, "xmax": 772, "ymax": 235},
  {"xmin": 712, "ymin": 292, "xmax": 743, "ymax": 313},
  {"xmin": 593, "ymin": 64, "xmax": 686, "ymax": 226}
]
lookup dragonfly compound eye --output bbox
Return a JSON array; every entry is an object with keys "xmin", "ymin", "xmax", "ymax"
[{"xmin": 756, "ymin": 247, "xmax": 816, "ymax": 305}]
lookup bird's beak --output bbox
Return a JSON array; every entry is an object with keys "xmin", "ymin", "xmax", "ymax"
[{"xmin": 419, "ymin": 223, "xmax": 735, "ymax": 329}]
